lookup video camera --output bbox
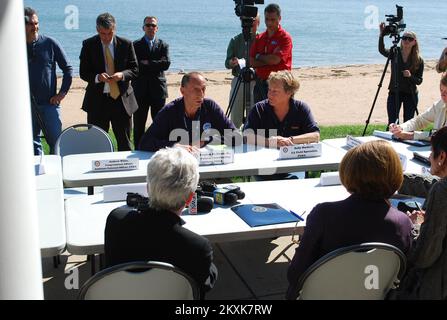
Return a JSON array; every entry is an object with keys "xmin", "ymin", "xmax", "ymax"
[
  {"xmin": 126, "ymin": 191, "xmax": 214, "ymax": 213},
  {"xmin": 234, "ymin": 0, "xmax": 264, "ymax": 19},
  {"xmin": 383, "ymin": 5, "xmax": 406, "ymax": 37},
  {"xmin": 126, "ymin": 192, "xmax": 150, "ymax": 211}
]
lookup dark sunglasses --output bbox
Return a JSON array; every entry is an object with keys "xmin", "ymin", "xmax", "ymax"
[
  {"xmin": 401, "ymin": 36, "xmax": 415, "ymax": 42},
  {"xmin": 144, "ymin": 23, "xmax": 157, "ymax": 28}
]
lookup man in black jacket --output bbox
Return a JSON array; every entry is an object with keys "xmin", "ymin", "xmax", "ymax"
[
  {"xmin": 105, "ymin": 147, "xmax": 218, "ymax": 295},
  {"xmin": 79, "ymin": 13, "xmax": 138, "ymax": 151},
  {"xmin": 133, "ymin": 16, "xmax": 171, "ymax": 148}
]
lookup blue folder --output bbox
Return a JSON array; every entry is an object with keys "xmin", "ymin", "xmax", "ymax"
[{"xmin": 231, "ymin": 203, "xmax": 300, "ymax": 227}]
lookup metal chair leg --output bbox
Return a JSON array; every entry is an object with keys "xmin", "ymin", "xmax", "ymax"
[
  {"xmin": 99, "ymin": 254, "xmax": 105, "ymax": 271},
  {"xmin": 89, "ymin": 254, "xmax": 96, "ymax": 275}
]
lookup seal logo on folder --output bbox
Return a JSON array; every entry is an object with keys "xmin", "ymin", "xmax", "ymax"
[{"xmin": 252, "ymin": 206, "xmax": 268, "ymax": 213}]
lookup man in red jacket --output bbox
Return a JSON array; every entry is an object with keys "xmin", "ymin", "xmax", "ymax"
[{"xmin": 250, "ymin": 3, "xmax": 293, "ymax": 103}]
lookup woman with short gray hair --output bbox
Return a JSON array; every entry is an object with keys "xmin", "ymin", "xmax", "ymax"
[
  {"xmin": 147, "ymin": 147, "xmax": 199, "ymax": 212},
  {"xmin": 105, "ymin": 147, "xmax": 217, "ymax": 296}
]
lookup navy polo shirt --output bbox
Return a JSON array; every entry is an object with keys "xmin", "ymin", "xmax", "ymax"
[
  {"xmin": 139, "ymin": 97, "xmax": 238, "ymax": 151},
  {"xmin": 243, "ymin": 99, "xmax": 320, "ymax": 138}
]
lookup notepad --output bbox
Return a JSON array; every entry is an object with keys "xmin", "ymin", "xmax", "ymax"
[{"xmin": 231, "ymin": 203, "xmax": 300, "ymax": 227}]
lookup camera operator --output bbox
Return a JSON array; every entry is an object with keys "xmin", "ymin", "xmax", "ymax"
[
  {"xmin": 436, "ymin": 47, "xmax": 447, "ymax": 73},
  {"xmin": 379, "ymin": 24, "xmax": 424, "ymax": 126},
  {"xmin": 250, "ymin": 3, "xmax": 292, "ymax": 104},
  {"xmin": 104, "ymin": 147, "xmax": 218, "ymax": 296},
  {"xmin": 225, "ymin": 14, "xmax": 260, "ymax": 128}
]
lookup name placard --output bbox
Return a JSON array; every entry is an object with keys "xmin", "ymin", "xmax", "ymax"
[
  {"xmin": 199, "ymin": 145, "xmax": 234, "ymax": 165},
  {"xmin": 398, "ymin": 153, "xmax": 407, "ymax": 171},
  {"xmin": 320, "ymin": 171, "xmax": 341, "ymax": 186},
  {"xmin": 346, "ymin": 135, "xmax": 363, "ymax": 149},
  {"xmin": 92, "ymin": 158, "xmax": 139, "ymax": 172},
  {"xmin": 279, "ymin": 143, "xmax": 322, "ymax": 159},
  {"xmin": 373, "ymin": 130, "xmax": 394, "ymax": 140}
]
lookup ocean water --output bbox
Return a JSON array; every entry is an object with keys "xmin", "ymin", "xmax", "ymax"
[{"xmin": 24, "ymin": 0, "xmax": 447, "ymax": 74}]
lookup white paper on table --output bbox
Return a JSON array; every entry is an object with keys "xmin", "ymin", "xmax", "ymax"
[{"xmin": 35, "ymin": 152, "xmax": 46, "ymax": 175}]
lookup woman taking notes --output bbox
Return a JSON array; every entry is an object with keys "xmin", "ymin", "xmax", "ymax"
[{"xmin": 389, "ymin": 74, "xmax": 447, "ymax": 141}]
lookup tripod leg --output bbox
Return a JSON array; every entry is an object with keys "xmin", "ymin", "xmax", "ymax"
[
  {"xmin": 31, "ymin": 102, "xmax": 51, "ymax": 154},
  {"xmin": 226, "ymin": 76, "xmax": 242, "ymax": 120},
  {"xmin": 392, "ymin": 47, "xmax": 401, "ymax": 125},
  {"xmin": 362, "ymin": 55, "xmax": 391, "ymax": 136},
  {"xmin": 242, "ymin": 75, "xmax": 252, "ymax": 125}
]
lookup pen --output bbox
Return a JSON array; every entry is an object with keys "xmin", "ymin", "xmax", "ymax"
[
  {"xmin": 395, "ymin": 118, "xmax": 399, "ymax": 125},
  {"xmin": 414, "ymin": 201, "xmax": 422, "ymax": 211},
  {"xmin": 290, "ymin": 210, "xmax": 305, "ymax": 221}
]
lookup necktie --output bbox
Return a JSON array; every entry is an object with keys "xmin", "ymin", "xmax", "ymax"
[{"xmin": 104, "ymin": 45, "xmax": 120, "ymax": 99}]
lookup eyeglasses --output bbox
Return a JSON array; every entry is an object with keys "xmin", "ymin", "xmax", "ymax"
[
  {"xmin": 401, "ymin": 36, "xmax": 415, "ymax": 42},
  {"xmin": 144, "ymin": 23, "xmax": 157, "ymax": 28}
]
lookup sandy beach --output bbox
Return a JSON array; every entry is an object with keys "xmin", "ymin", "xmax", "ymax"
[{"xmin": 61, "ymin": 60, "xmax": 441, "ymax": 129}]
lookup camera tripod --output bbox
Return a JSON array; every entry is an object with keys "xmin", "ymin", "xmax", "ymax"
[
  {"xmin": 30, "ymin": 94, "xmax": 50, "ymax": 153},
  {"xmin": 362, "ymin": 36, "xmax": 419, "ymax": 136},
  {"xmin": 225, "ymin": 18, "xmax": 257, "ymax": 127}
]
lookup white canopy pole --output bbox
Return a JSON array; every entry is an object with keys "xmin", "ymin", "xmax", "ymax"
[{"xmin": 0, "ymin": 0, "xmax": 43, "ymax": 299}]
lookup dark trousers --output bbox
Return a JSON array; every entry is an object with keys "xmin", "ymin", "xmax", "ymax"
[
  {"xmin": 387, "ymin": 91, "xmax": 419, "ymax": 125},
  {"xmin": 254, "ymin": 78, "xmax": 268, "ymax": 104},
  {"xmin": 87, "ymin": 95, "xmax": 132, "ymax": 151},
  {"xmin": 133, "ymin": 95, "xmax": 165, "ymax": 149}
]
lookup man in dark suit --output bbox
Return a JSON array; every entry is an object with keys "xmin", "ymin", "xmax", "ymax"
[
  {"xmin": 79, "ymin": 13, "xmax": 138, "ymax": 151},
  {"xmin": 133, "ymin": 16, "xmax": 171, "ymax": 148},
  {"xmin": 105, "ymin": 147, "xmax": 218, "ymax": 296}
]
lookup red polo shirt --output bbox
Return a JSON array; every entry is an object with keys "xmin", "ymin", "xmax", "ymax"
[{"xmin": 250, "ymin": 25, "xmax": 293, "ymax": 80}]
